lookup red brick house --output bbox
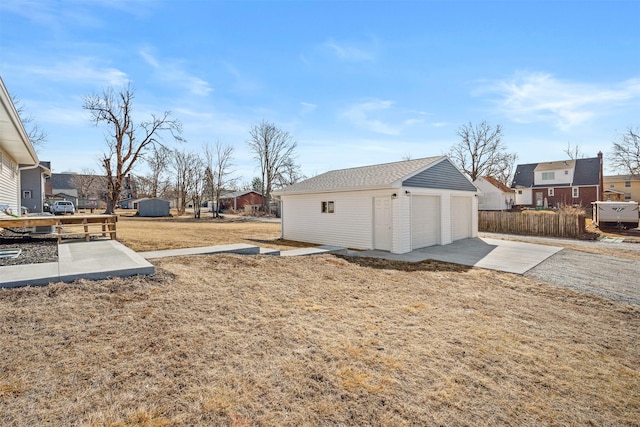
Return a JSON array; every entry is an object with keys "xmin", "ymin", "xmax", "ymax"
[
  {"xmin": 511, "ymin": 152, "xmax": 603, "ymax": 208},
  {"xmin": 220, "ymin": 190, "xmax": 264, "ymax": 211}
]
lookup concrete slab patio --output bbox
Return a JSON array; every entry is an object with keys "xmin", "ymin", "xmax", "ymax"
[
  {"xmin": 0, "ymin": 240, "xmax": 154, "ymax": 288},
  {"xmin": 347, "ymin": 237, "xmax": 563, "ymax": 274}
]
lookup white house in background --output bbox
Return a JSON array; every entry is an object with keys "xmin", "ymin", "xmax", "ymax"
[
  {"xmin": 0, "ymin": 76, "xmax": 39, "ymax": 216},
  {"xmin": 474, "ymin": 176, "xmax": 516, "ymax": 211},
  {"xmin": 273, "ymin": 156, "xmax": 478, "ymax": 254}
]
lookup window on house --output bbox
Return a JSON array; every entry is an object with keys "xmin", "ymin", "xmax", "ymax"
[
  {"xmin": 517, "ymin": 190, "xmax": 522, "ymax": 195},
  {"xmin": 23, "ymin": 190, "xmax": 32, "ymax": 199},
  {"xmin": 609, "ymin": 184, "xmax": 615, "ymax": 189},
  {"xmin": 321, "ymin": 201, "xmax": 335, "ymax": 213},
  {"xmin": 625, "ymin": 193, "xmax": 632, "ymax": 200},
  {"xmin": 625, "ymin": 181, "xmax": 631, "ymax": 188},
  {"xmin": 548, "ymin": 188, "xmax": 554, "ymax": 196},
  {"xmin": 572, "ymin": 187, "xmax": 579, "ymax": 198},
  {"xmin": 542, "ymin": 172, "xmax": 555, "ymax": 180},
  {"xmin": 564, "ymin": 170, "xmax": 569, "ymax": 175}
]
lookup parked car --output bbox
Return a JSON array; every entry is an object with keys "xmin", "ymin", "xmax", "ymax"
[{"xmin": 50, "ymin": 200, "xmax": 75, "ymax": 215}]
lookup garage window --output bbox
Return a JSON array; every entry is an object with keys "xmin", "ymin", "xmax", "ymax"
[{"xmin": 321, "ymin": 201, "xmax": 335, "ymax": 213}]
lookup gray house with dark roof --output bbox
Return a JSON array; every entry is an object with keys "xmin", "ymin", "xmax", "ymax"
[
  {"xmin": 273, "ymin": 156, "xmax": 478, "ymax": 254},
  {"xmin": 511, "ymin": 152, "xmax": 603, "ymax": 208}
]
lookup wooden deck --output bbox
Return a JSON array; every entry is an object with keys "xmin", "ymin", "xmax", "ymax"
[{"xmin": 0, "ymin": 214, "xmax": 117, "ymax": 243}]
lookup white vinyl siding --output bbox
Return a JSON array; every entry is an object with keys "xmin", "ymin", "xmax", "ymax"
[
  {"xmin": 282, "ymin": 190, "xmax": 391, "ymax": 250},
  {"xmin": 411, "ymin": 196, "xmax": 440, "ymax": 249},
  {"xmin": 280, "ymin": 188, "xmax": 477, "ymax": 254},
  {"xmin": 0, "ymin": 149, "xmax": 19, "ymax": 211}
]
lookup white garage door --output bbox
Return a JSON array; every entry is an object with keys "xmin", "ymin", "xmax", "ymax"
[
  {"xmin": 411, "ymin": 196, "xmax": 440, "ymax": 249},
  {"xmin": 451, "ymin": 196, "xmax": 472, "ymax": 241}
]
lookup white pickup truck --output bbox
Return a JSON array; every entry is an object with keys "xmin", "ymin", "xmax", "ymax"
[{"xmin": 50, "ymin": 200, "xmax": 75, "ymax": 215}]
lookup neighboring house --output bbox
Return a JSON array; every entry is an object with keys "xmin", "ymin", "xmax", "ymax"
[
  {"xmin": 20, "ymin": 161, "xmax": 51, "ymax": 213},
  {"xmin": 474, "ymin": 176, "xmax": 515, "ymax": 211},
  {"xmin": 604, "ymin": 175, "xmax": 640, "ymax": 202},
  {"xmin": 273, "ymin": 156, "xmax": 478, "ymax": 254},
  {"xmin": 220, "ymin": 190, "xmax": 264, "ymax": 211},
  {"xmin": 137, "ymin": 198, "xmax": 170, "ymax": 217},
  {"xmin": 511, "ymin": 153, "xmax": 603, "ymax": 208},
  {"xmin": 0, "ymin": 76, "xmax": 39, "ymax": 216}
]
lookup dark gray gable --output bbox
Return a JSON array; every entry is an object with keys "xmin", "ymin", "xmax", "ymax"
[
  {"xmin": 511, "ymin": 163, "xmax": 537, "ymax": 188},
  {"xmin": 402, "ymin": 158, "xmax": 476, "ymax": 191},
  {"xmin": 573, "ymin": 157, "xmax": 600, "ymax": 186}
]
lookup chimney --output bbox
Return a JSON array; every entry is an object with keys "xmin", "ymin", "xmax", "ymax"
[{"xmin": 598, "ymin": 151, "xmax": 603, "ymax": 201}]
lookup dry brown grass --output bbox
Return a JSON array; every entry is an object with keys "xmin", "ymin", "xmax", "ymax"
[
  {"xmin": 115, "ymin": 215, "xmax": 305, "ymax": 252},
  {"xmin": 1, "ymin": 254, "xmax": 639, "ymax": 426}
]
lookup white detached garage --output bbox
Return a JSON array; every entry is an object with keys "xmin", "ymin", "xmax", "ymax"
[{"xmin": 273, "ymin": 156, "xmax": 478, "ymax": 254}]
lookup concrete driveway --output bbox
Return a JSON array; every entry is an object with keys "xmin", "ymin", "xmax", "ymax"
[{"xmin": 349, "ymin": 237, "xmax": 563, "ymax": 274}]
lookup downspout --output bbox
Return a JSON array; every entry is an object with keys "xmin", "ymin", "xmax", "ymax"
[{"xmin": 598, "ymin": 151, "xmax": 604, "ymax": 201}]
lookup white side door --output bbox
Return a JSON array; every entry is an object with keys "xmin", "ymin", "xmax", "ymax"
[
  {"xmin": 373, "ymin": 197, "xmax": 392, "ymax": 251},
  {"xmin": 451, "ymin": 196, "xmax": 472, "ymax": 241}
]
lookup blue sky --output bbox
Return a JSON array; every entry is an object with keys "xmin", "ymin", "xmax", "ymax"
[{"xmin": 1, "ymin": 0, "xmax": 639, "ymax": 183}]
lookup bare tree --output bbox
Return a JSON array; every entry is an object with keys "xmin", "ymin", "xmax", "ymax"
[
  {"xmin": 610, "ymin": 127, "xmax": 640, "ymax": 176},
  {"xmin": 204, "ymin": 141, "xmax": 236, "ymax": 217},
  {"xmin": 172, "ymin": 149, "xmax": 191, "ymax": 216},
  {"xmin": 83, "ymin": 85, "xmax": 182, "ymax": 214},
  {"xmin": 449, "ymin": 121, "xmax": 517, "ymax": 184},
  {"xmin": 145, "ymin": 145, "xmax": 172, "ymax": 198},
  {"xmin": 11, "ymin": 95, "xmax": 47, "ymax": 150},
  {"xmin": 70, "ymin": 168, "xmax": 105, "ymax": 199},
  {"xmin": 171, "ymin": 149, "xmax": 206, "ymax": 218},
  {"xmin": 247, "ymin": 120, "xmax": 299, "ymax": 213},
  {"xmin": 563, "ymin": 142, "xmax": 584, "ymax": 160}
]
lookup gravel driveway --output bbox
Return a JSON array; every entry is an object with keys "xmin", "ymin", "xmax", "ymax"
[{"xmin": 481, "ymin": 233, "xmax": 640, "ymax": 306}]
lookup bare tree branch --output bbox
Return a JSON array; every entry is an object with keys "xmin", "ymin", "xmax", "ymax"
[
  {"xmin": 11, "ymin": 95, "xmax": 47, "ymax": 150},
  {"xmin": 609, "ymin": 127, "xmax": 640, "ymax": 176},
  {"xmin": 449, "ymin": 121, "xmax": 517, "ymax": 185},
  {"xmin": 83, "ymin": 84, "xmax": 182, "ymax": 213},
  {"xmin": 563, "ymin": 142, "xmax": 584, "ymax": 160},
  {"xmin": 247, "ymin": 120, "xmax": 300, "ymax": 214}
]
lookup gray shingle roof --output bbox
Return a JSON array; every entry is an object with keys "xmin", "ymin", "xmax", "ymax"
[{"xmin": 275, "ymin": 156, "xmax": 444, "ymax": 194}]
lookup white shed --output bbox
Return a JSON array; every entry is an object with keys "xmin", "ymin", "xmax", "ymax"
[
  {"xmin": 474, "ymin": 176, "xmax": 516, "ymax": 211},
  {"xmin": 273, "ymin": 156, "xmax": 478, "ymax": 254}
]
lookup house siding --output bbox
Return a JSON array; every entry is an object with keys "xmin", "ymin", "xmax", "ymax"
[
  {"xmin": 20, "ymin": 167, "xmax": 45, "ymax": 213},
  {"xmin": 0, "ymin": 150, "xmax": 19, "ymax": 212},
  {"xmin": 402, "ymin": 159, "xmax": 476, "ymax": 192},
  {"xmin": 282, "ymin": 190, "xmax": 393, "ymax": 250},
  {"xmin": 532, "ymin": 186, "xmax": 598, "ymax": 208}
]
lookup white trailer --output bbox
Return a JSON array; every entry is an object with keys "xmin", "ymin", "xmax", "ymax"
[{"xmin": 592, "ymin": 201, "xmax": 639, "ymax": 229}]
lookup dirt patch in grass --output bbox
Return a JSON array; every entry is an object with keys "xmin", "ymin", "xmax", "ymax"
[{"xmin": 1, "ymin": 254, "xmax": 638, "ymax": 425}]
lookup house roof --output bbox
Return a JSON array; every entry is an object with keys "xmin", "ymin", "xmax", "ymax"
[
  {"xmin": 221, "ymin": 190, "xmax": 263, "ymax": 199},
  {"xmin": 274, "ymin": 156, "xmax": 445, "ymax": 195},
  {"xmin": 605, "ymin": 174, "xmax": 640, "ymax": 181},
  {"xmin": 572, "ymin": 157, "xmax": 600, "ymax": 186},
  {"xmin": 481, "ymin": 176, "xmax": 515, "ymax": 193},
  {"xmin": 0, "ymin": 76, "xmax": 38, "ymax": 165},
  {"xmin": 511, "ymin": 156, "xmax": 600, "ymax": 188},
  {"xmin": 534, "ymin": 160, "xmax": 575, "ymax": 171},
  {"xmin": 511, "ymin": 163, "xmax": 537, "ymax": 188}
]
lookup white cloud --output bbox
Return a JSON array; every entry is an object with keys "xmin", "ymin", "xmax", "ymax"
[
  {"xmin": 26, "ymin": 58, "xmax": 129, "ymax": 86},
  {"xmin": 300, "ymin": 102, "xmax": 317, "ymax": 114},
  {"xmin": 342, "ymin": 99, "xmax": 426, "ymax": 135},
  {"xmin": 478, "ymin": 72, "xmax": 640, "ymax": 130},
  {"xmin": 322, "ymin": 38, "xmax": 377, "ymax": 62},
  {"xmin": 139, "ymin": 50, "xmax": 212, "ymax": 96},
  {"xmin": 343, "ymin": 99, "xmax": 399, "ymax": 135}
]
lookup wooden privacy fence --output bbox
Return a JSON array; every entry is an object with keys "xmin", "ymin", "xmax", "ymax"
[{"xmin": 478, "ymin": 211, "xmax": 585, "ymax": 238}]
